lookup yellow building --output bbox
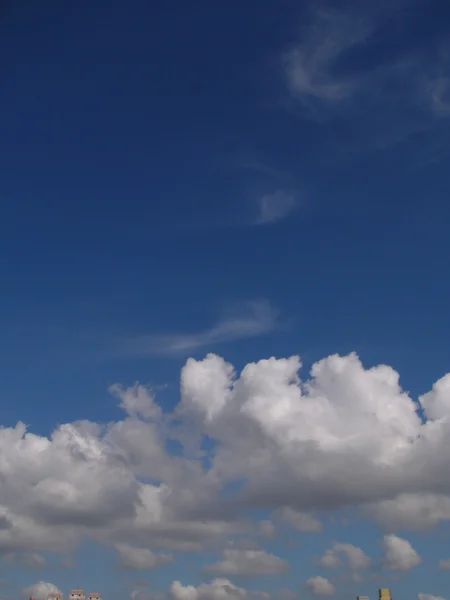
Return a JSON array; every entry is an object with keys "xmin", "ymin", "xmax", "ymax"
[{"xmin": 379, "ymin": 589, "xmax": 391, "ymax": 600}]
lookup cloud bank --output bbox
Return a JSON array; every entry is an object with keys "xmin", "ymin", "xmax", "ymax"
[{"xmin": 1, "ymin": 349, "xmax": 450, "ymax": 574}]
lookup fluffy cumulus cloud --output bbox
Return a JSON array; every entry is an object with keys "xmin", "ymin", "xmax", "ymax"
[
  {"xmin": 115, "ymin": 543, "xmax": 174, "ymax": 570},
  {"xmin": 438, "ymin": 558, "xmax": 450, "ymax": 569},
  {"xmin": 1, "ymin": 349, "xmax": 450, "ymax": 572},
  {"xmin": 306, "ymin": 577, "xmax": 335, "ymax": 596},
  {"xmin": 258, "ymin": 520, "xmax": 276, "ymax": 538},
  {"xmin": 274, "ymin": 507, "xmax": 322, "ymax": 532},
  {"xmin": 22, "ymin": 582, "xmax": 62, "ymax": 600},
  {"xmin": 170, "ymin": 579, "xmax": 261, "ymax": 600},
  {"xmin": 319, "ymin": 543, "xmax": 371, "ymax": 571},
  {"xmin": 365, "ymin": 493, "xmax": 450, "ymax": 530},
  {"xmin": 178, "ymin": 351, "xmax": 450, "ymax": 531},
  {"xmin": 204, "ymin": 548, "xmax": 289, "ymax": 576},
  {"xmin": 382, "ymin": 535, "xmax": 421, "ymax": 571}
]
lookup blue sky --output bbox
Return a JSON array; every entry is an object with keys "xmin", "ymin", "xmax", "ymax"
[{"xmin": 2, "ymin": 1, "xmax": 450, "ymax": 600}]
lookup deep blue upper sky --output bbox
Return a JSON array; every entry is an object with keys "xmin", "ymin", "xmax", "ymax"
[
  {"xmin": 2, "ymin": 1, "xmax": 450, "ymax": 599},
  {"xmin": 2, "ymin": 0, "xmax": 450, "ymax": 424}
]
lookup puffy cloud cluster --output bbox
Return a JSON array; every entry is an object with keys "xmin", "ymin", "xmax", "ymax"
[
  {"xmin": 204, "ymin": 548, "xmax": 289, "ymax": 576},
  {"xmin": 274, "ymin": 507, "xmax": 322, "ymax": 532},
  {"xmin": 115, "ymin": 543, "xmax": 174, "ymax": 570},
  {"xmin": 180, "ymin": 352, "xmax": 450, "ymax": 529},
  {"xmin": 382, "ymin": 534, "xmax": 421, "ymax": 571},
  {"xmin": 170, "ymin": 579, "xmax": 261, "ymax": 600},
  {"xmin": 0, "ymin": 350, "xmax": 449, "ymax": 564},
  {"xmin": 438, "ymin": 558, "xmax": 450, "ymax": 570},
  {"xmin": 22, "ymin": 582, "xmax": 62, "ymax": 600},
  {"xmin": 306, "ymin": 577, "xmax": 334, "ymax": 596},
  {"xmin": 319, "ymin": 543, "xmax": 371, "ymax": 571}
]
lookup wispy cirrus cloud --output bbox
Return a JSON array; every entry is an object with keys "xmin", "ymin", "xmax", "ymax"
[
  {"xmin": 284, "ymin": 9, "xmax": 372, "ymax": 106},
  {"xmin": 282, "ymin": 2, "xmax": 450, "ymax": 145},
  {"xmin": 121, "ymin": 300, "xmax": 279, "ymax": 357},
  {"xmin": 254, "ymin": 190, "xmax": 298, "ymax": 225}
]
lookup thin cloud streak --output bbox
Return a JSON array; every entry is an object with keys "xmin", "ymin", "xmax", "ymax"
[
  {"xmin": 255, "ymin": 190, "xmax": 298, "ymax": 225},
  {"xmin": 121, "ymin": 300, "xmax": 279, "ymax": 357}
]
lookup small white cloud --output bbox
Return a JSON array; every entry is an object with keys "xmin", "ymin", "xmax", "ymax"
[
  {"xmin": 255, "ymin": 190, "xmax": 298, "ymax": 225},
  {"xmin": 109, "ymin": 383, "xmax": 162, "ymax": 420},
  {"xmin": 382, "ymin": 534, "xmax": 421, "ymax": 571},
  {"xmin": 319, "ymin": 543, "xmax": 371, "ymax": 571},
  {"xmin": 258, "ymin": 520, "xmax": 277, "ymax": 538},
  {"xmin": 274, "ymin": 507, "xmax": 322, "ymax": 532},
  {"xmin": 170, "ymin": 578, "xmax": 258, "ymax": 600},
  {"xmin": 204, "ymin": 548, "xmax": 289, "ymax": 576},
  {"xmin": 22, "ymin": 583, "xmax": 62, "ymax": 600},
  {"xmin": 319, "ymin": 551, "xmax": 341, "ymax": 568},
  {"xmin": 366, "ymin": 493, "xmax": 450, "ymax": 530},
  {"xmin": 438, "ymin": 558, "xmax": 450, "ymax": 570},
  {"xmin": 306, "ymin": 576, "xmax": 335, "ymax": 596},
  {"xmin": 418, "ymin": 594, "xmax": 446, "ymax": 600},
  {"xmin": 115, "ymin": 543, "xmax": 174, "ymax": 570}
]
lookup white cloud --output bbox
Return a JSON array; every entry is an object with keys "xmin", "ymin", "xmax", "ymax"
[
  {"xmin": 282, "ymin": 2, "xmax": 450, "ymax": 149},
  {"xmin": 4, "ymin": 348, "xmax": 450, "ymax": 563},
  {"xmin": 319, "ymin": 550, "xmax": 341, "ymax": 569},
  {"xmin": 22, "ymin": 583, "xmax": 62, "ymax": 600},
  {"xmin": 438, "ymin": 558, "xmax": 450, "ymax": 570},
  {"xmin": 258, "ymin": 520, "xmax": 276, "ymax": 538},
  {"xmin": 115, "ymin": 543, "xmax": 174, "ymax": 569},
  {"xmin": 382, "ymin": 534, "xmax": 421, "ymax": 571},
  {"xmin": 284, "ymin": 9, "xmax": 370, "ymax": 105},
  {"xmin": 319, "ymin": 543, "xmax": 370, "ymax": 571},
  {"xmin": 204, "ymin": 549, "xmax": 289, "ymax": 576},
  {"xmin": 255, "ymin": 190, "xmax": 298, "ymax": 225},
  {"xmin": 366, "ymin": 493, "xmax": 450, "ymax": 530},
  {"xmin": 306, "ymin": 577, "xmax": 335, "ymax": 596},
  {"xmin": 170, "ymin": 579, "xmax": 253, "ymax": 600},
  {"xmin": 109, "ymin": 383, "xmax": 162, "ymax": 420},
  {"xmin": 122, "ymin": 300, "xmax": 278, "ymax": 357},
  {"xmin": 418, "ymin": 595, "xmax": 446, "ymax": 600},
  {"xmin": 274, "ymin": 507, "xmax": 322, "ymax": 532}
]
